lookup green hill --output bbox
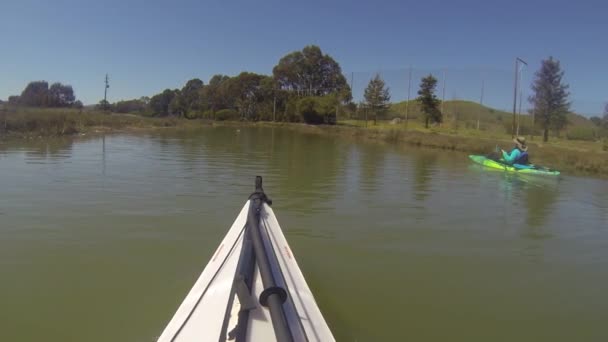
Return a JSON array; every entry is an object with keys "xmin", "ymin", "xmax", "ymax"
[
  {"xmin": 387, "ymin": 99, "xmax": 594, "ymax": 133},
  {"xmin": 389, "ymin": 100, "xmax": 510, "ymax": 123},
  {"xmin": 566, "ymin": 112, "xmax": 595, "ymax": 128}
]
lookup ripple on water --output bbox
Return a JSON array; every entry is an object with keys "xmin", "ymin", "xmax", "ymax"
[{"xmin": 1, "ymin": 129, "xmax": 608, "ymax": 342}]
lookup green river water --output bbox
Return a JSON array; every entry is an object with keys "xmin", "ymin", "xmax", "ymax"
[{"xmin": 1, "ymin": 126, "xmax": 607, "ymax": 341}]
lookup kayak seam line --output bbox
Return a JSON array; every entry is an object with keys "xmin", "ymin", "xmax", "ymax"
[{"xmin": 169, "ymin": 224, "xmax": 247, "ymax": 342}]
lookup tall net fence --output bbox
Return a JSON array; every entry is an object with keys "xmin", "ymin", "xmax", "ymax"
[
  {"xmin": 349, "ymin": 67, "xmax": 514, "ymax": 111},
  {"xmin": 341, "ymin": 67, "xmax": 606, "ymax": 135}
]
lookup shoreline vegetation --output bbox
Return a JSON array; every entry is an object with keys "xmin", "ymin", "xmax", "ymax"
[
  {"xmin": 1, "ymin": 106, "xmax": 607, "ymax": 177},
  {"xmin": 2, "ymin": 45, "xmax": 607, "ymax": 177}
]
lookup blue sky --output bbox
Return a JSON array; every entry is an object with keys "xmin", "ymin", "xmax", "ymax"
[{"xmin": 2, "ymin": 0, "xmax": 607, "ymax": 115}]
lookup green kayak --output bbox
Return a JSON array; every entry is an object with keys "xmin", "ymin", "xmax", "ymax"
[{"xmin": 469, "ymin": 155, "xmax": 560, "ymax": 176}]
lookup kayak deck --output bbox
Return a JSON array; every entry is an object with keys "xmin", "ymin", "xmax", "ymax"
[
  {"xmin": 157, "ymin": 179, "xmax": 334, "ymax": 342},
  {"xmin": 469, "ymin": 155, "xmax": 560, "ymax": 176}
]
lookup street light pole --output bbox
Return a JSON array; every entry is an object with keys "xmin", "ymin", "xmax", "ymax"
[
  {"xmin": 512, "ymin": 57, "xmax": 527, "ymax": 138},
  {"xmin": 405, "ymin": 66, "xmax": 411, "ymax": 128},
  {"xmin": 517, "ymin": 66, "xmax": 524, "ymax": 136},
  {"xmin": 478, "ymin": 78, "xmax": 484, "ymax": 130},
  {"xmin": 441, "ymin": 70, "xmax": 446, "ymax": 123}
]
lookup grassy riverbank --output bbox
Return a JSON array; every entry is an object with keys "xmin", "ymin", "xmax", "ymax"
[
  {"xmin": 2, "ymin": 107, "xmax": 607, "ymax": 177},
  {"xmin": 230, "ymin": 120, "xmax": 608, "ymax": 177},
  {"xmin": 0, "ymin": 107, "xmax": 204, "ymax": 137}
]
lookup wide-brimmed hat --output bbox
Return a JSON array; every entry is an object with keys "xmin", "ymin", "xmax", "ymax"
[{"xmin": 513, "ymin": 136, "xmax": 528, "ymax": 151}]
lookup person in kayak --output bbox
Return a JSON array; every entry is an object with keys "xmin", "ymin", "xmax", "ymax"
[{"xmin": 500, "ymin": 136, "xmax": 529, "ymax": 165}]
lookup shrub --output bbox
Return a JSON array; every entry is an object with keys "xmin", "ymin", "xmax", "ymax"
[
  {"xmin": 296, "ymin": 96, "xmax": 337, "ymax": 125},
  {"xmin": 215, "ymin": 109, "xmax": 240, "ymax": 121},
  {"xmin": 200, "ymin": 110, "xmax": 214, "ymax": 119},
  {"xmin": 297, "ymin": 97, "xmax": 321, "ymax": 124},
  {"xmin": 113, "ymin": 99, "xmax": 146, "ymax": 114},
  {"xmin": 184, "ymin": 109, "xmax": 202, "ymax": 119}
]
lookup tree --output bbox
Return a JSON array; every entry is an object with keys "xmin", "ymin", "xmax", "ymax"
[
  {"xmin": 363, "ymin": 74, "xmax": 391, "ymax": 125},
  {"xmin": 202, "ymin": 74, "xmax": 231, "ymax": 119},
  {"xmin": 8, "ymin": 96, "xmax": 20, "ymax": 105},
  {"xmin": 258, "ymin": 76, "xmax": 278, "ymax": 121},
  {"xmin": 272, "ymin": 45, "xmax": 351, "ymax": 99},
  {"xmin": 167, "ymin": 78, "xmax": 204, "ymax": 119},
  {"xmin": 417, "ymin": 74, "xmax": 442, "ymax": 128},
  {"xmin": 590, "ymin": 116, "xmax": 602, "ymax": 127},
  {"xmin": 173, "ymin": 78, "xmax": 204, "ymax": 118},
  {"xmin": 48, "ymin": 82, "xmax": 75, "ymax": 107},
  {"xmin": 73, "ymin": 100, "xmax": 84, "ymax": 109},
  {"xmin": 225, "ymin": 72, "xmax": 265, "ymax": 120},
  {"xmin": 16, "ymin": 81, "xmax": 78, "ymax": 108},
  {"xmin": 96, "ymin": 99, "xmax": 110, "ymax": 111},
  {"xmin": 593, "ymin": 104, "xmax": 608, "ymax": 131},
  {"xmin": 529, "ymin": 57, "xmax": 571, "ymax": 142},
  {"xmin": 168, "ymin": 94, "xmax": 183, "ymax": 117},
  {"xmin": 148, "ymin": 89, "xmax": 178, "ymax": 116},
  {"xmin": 113, "ymin": 98, "xmax": 147, "ymax": 114},
  {"xmin": 20, "ymin": 81, "xmax": 49, "ymax": 107}
]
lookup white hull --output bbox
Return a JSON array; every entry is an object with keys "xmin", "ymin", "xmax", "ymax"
[{"xmin": 157, "ymin": 200, "xmax": 334, "ymax": 342}]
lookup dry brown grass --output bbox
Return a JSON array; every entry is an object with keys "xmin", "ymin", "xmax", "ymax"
[{"xmin": 0, "ymin": 106, "xmax": 203, "ymax": 137}]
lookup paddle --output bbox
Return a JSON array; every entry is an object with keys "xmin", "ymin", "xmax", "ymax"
[
  {"xmin": 485, "ymin": 144, "xmax": 502, "ymax": 161},
  {"xmin": 246, "ymin": 177, "xmax": 294, "ymax": 342}
]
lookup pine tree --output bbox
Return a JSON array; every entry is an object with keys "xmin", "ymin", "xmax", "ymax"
[
  {"xmin": 417, "ymin": 75, "xmax": 442, "ymax": 128},
  {"xmin": 363, "ymin": 74, "xmax": 391, "ymax": 125},
  {"xmin": 529, "ymin": 57, "xmax": 571, "ymax": 142}
]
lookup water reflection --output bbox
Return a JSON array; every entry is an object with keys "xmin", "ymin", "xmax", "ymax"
[
  {"xmin": 102, "ymin": 135, "xmax": 106, "ymax": 176},
  {"xmin": 412, "ymin": 151, "xmax": 438, "ymax": 202},
  {"xmin": 155, "ymin": 127, "xmax": 348, "ymax": 214},
  {"xmin": 357, "ymin": 144, "xmax": 385, "ymax": 190},
  {"xmin": 590, "ymin": 184, "xmax": 608, "ymax": 225},
  {"xmin": 0, "ymin": 137, "xmax": 75, "ymax": 162},
  {"xmin": 489, "ymin": 171, "xmax": 561, "ymax": 231},
  {"xmin": 263, "ymin": 129, "xmax": 346, "ymax": 212},
  {"xmin": 521, "ymin": 179, "xmax": 560, "ymax": 230}
]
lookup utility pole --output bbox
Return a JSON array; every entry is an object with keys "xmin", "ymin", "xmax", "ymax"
[
  {"xmin": 104, "ymin": 74, "xmax": 110, "ymax": 110},
  {"xmin": 406, "ymin": 66, "xmax": 411, "ymax": 128},
  {"xmin": 512, "ymin": 57, "xmax": 527, "ymax": 138},
  {"xmin": 478, "ymin": 79, "xmax": 484, "ymax": 130},
  {"xmin": 350, "ymin": 72, "xmax": 354, "ymax": 120},
  {"xmin": 441, "ymin": 70, "xmax": 446, "ymax": 126}
]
